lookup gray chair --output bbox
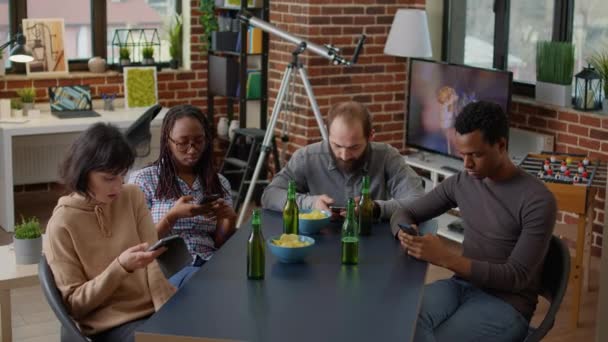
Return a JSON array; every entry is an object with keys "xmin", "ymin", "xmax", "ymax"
[
  {"xmin": 124, "ymin": 104, "xmax": 162, "ymax": 157},
  {"xmin": 525, "ymin": 235, "xmax": 571, "ymax": 342},
  {"xmin": 38, "ymin": 255, "xmax": 91, "ymax": 342}
]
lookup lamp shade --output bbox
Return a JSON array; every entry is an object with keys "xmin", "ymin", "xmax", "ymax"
[
  {"xmin": 384, "ymin": 9, "xmax": 432, "ymax": 58},
  {"xmin": 7, "ymin": 32, "xmax": 33, "ymax": 63}
]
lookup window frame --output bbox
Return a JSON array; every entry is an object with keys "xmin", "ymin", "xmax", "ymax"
[
  {"xmin": 442, "ymin": 0, "xmax": 575, "ymax": 98},
  {"xmin": 7, "ymin": 0, "xmax": 181, "ymax": 73}
]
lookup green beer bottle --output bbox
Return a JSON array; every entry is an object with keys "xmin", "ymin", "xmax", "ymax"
[
  {"xmin": 247, "ymin": 209, "xmax": 265, "ymax": 280},
  {"xmin": 358, "ymin": 175, "xmax": 374, "ymax": 236},
  {"xmin": 283, "ymin": 180, "xmax": 299, "ymax": 235},
  {"xmin": 341, "ymin": 198, "xmax": 359, "ymax": 265}
]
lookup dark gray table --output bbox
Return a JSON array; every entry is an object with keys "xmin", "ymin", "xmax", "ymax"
[{"xmin": 137, "ymin": 210, "xmax": 432, "ymax": 342}]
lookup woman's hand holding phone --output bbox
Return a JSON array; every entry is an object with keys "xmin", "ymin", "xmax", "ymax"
[{"xmin": 118, "ymin": 242, "xmax": 166, "ymax": 272}]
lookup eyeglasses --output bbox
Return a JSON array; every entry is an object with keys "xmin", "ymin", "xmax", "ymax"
[{"xmin": 169, "ymin": 137, "xmax": 205, "ymax": 153}]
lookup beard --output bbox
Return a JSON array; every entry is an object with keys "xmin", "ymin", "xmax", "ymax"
[{"xmin": 331, "ymin": 148, "xmax": 368, "ymax": 174}]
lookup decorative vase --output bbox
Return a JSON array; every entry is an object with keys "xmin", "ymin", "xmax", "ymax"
[
  {"xmin": 120, "ymin": 58, "xmax": 131, "ymax": 66},
  {"xmin": 22, "ymin": 102, "xmax": 34, "ymax": 116},
  {"xmin": 0, "ymin": 56, "xmax": 5, "ymax": 77},
  {"xmin": 142, "ymin": 57, "xmax": 155, "ymax": 65},
  {"xmin": 13, "ymin": 236, "xmax": 42, "ymax": 264},
  {"xmin": 536, "ymin": 81, "xmax": 572, "ymax": 107},
  {"xmin": 603, "ymin": 98, "xmax": 608, "ymax": 112},
  {"xmin": 217, "ymin": 117, "xmax": 229, "ymax": 138},
  {"xmin": 88, "ymin": 57, "xmax": 106, "ymax": 73},
  {"xmin": 12, "ymin": 109, "xmax": 23, "ymax": 118},
  {"xmin": 228, "ymin": 120, "xmax": 239, "ymax": 141}
]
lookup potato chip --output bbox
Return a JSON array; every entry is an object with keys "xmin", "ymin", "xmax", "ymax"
[
  {"xmin": 272, "ymin": 234, "xmax": 311, "ymax": 248},
  {"xmin": 299, "ymin": 209, "xmax": 327, "ymax": 220}
]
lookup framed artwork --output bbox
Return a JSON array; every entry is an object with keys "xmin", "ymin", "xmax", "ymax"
[
  {"xmin": 22, "ymin": 18, "xmax": 68, "ymax": 76},
  {"xmin": 123, "ymin": 66, "xmax": 158, "ymax": 109}
]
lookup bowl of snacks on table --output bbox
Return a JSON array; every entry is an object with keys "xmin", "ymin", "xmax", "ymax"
[
  {"xmin": 267, "ymin": 234, "xmax": 315, "ymax": 263},
  {"xmin": 298, "ymin": 209, "xmax": 331, "ymax": 235}
]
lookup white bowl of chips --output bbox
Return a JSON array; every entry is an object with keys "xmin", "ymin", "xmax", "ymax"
[{"xmin": 267, "ymin": 234, "xmax": 315, "ymax": 263}]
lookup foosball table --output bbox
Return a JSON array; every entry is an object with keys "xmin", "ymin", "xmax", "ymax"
[{"xmin": 519, "ymin": 152, "xmax": 607, "ymax": 328}]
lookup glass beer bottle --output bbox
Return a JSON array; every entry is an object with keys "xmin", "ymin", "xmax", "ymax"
[
  {"xmin": 247, "ymin": 209, "xmax": 265, "ymax": 280},
  {"xmin": 358, "ymin": 175, "xmax": 374, "ymax": 236},
  {"xmin": 341, "ymin": 198, "xmax": 359, "ymax": 265},
  {"xmin": 283, "ymin": 180, "xmax": 299, "ymax": 235}
]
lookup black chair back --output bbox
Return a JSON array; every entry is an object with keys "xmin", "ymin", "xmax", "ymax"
[
  {"xmin": 525, "ymin": 235, "xmax": 571, "ymax": 342},
  {"xmin": 124, "ymin": 104, "xmax": 162, "ymax": 157},
  {"xmin": 38, "ymin": 255, "xmax": 91, "ymax": 342}
]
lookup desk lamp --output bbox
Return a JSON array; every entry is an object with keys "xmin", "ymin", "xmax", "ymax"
[{"xmin": 0, "ymin": 31, "xmax": 34, "ymax": 63}]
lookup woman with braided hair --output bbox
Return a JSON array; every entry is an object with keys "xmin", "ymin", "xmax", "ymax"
[{"xmin": 129, "ymin": 104, "xmax": 236, "ymax": 287}]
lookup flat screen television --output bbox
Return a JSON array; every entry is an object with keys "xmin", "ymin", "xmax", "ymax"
[{"xmin": 406, "ymin": 58, "xmax": 513, "ymax": 159}]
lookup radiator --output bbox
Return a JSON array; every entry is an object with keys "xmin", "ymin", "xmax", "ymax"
[{"xmin": 12, "ymin": 127, "xmax": 161, "ymax": 186}]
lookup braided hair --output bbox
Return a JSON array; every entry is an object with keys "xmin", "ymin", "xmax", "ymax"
[{"xmin": 154, "ymin": 104, "xmax": 227, "ymax": 200}]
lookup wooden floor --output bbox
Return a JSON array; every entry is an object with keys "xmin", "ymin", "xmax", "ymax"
[{"xmin": 1, "ymin": 189, "xmax": 601, "ymax": 341}]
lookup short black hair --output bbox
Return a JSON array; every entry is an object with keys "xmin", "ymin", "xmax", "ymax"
[
  {"xmin": 60, "ymin": 123, "xmax": 134, "ymax": 196},
  {"xmin": 454, "ymin": 101, "xmax": 509, "ymax": 145}
]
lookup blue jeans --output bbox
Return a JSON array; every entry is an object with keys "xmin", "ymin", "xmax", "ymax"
[
  {"xmin": 168, "ymin": 256, "xmax": 205, "ymax": 288},
  {"xmin": 414, "ymin": 277, "xmax": 529, "ymax": 342}
]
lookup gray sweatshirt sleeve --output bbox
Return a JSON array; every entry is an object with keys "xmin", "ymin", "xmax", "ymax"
[
  {"xmin": 375, "ymin": 148, "xmax": 425, "ymax": 220},
  {"xmin": 389, "ymin": 174, "xmax": 458, "ymax": 236},
  {"xmin": 469, "ymin": 191, "xmax": 556, "ymax": 291},
  {"xmin": 261, "ymin": 149, "xmax": 317, "ymax": 211}
]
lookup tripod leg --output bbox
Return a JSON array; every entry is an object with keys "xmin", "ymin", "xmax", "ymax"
[
  {"xmin": 236, "ymin": 65, "xmax": 295, "ymax": 228},
  {"xmin": 297, "ymin": 67, "xmax": 328, "ymax": 141}
]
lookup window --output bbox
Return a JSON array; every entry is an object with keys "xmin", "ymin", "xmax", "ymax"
[
  {"xmin": 507, "ymin": 0, "xmax": 554, "ymax": 84},
  {"xmin": 572, "ymin": 0, "xmax": 608, "ymax": 74},
  {"xmin": 442, "ymin": 0, "xmax": 602, "ymax": 96},
  {"xmin": 0, "ymin": 0, "xmax": 9, "ymax": 68},
  {"xmin": 7, "ymin": 0, "xmax": 180, "ymax": 70},
  {"xmin": 27, "ymin": 0, "xmax": 92, "ymax": 60}
]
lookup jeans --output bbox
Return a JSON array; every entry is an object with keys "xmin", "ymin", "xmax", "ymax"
[
  {"xmin": 168, "ymin": 255, "xmax": 205, "ymax": 288},
  {"xmin": 91, "ymin": 316, "xmax": 150, "ymax": 342},
  {"xmin": 414, "ymin": 277, "xmax": 529, "ymax": 342}
]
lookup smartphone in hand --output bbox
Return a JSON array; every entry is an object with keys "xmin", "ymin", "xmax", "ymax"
[
  {"xmin": 398, "ymin": 223, "xmax": 419, "ymax": 236},
  {"xmin": 329, "ymin": 205, "xmax": 346, "ymax": 214},
  {"xmin": 147, "ymin": 235, "xmax": 181, "ymax": 252},
  {"xmin": 199, "ymin": 194, "xmax": 221, "ymax": 205}
]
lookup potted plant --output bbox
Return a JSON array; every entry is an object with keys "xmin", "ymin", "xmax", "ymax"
[
  {"xmin": 536, "ymin": 41, "xmax": 575, "ymax": 107},
  {"xmin": 142, "ymin": 44, "xmax": 155, "ymax": 65},
  {"xmin": 588, "ymin": 49, "xmax": 608, "ymax": 109},
  {"xmin": 11, "ymin": 98, "xmax": 23, "ymax": 117},
  {"xmin": 119, "ymin": 46, "xmax": 131, "ymax": 66},
  {"xmin": 199, "ymin": 0, "xmax": 218, "ymax": 54},
  {"xmin": 16, "ymin": 87, "xmax": 35, "ymax": 116},
  {"xmin": 13, "ymin": 216, "xmax": 42, "ymax": 265},
  {"xmin": 168, "ymin": 14, "xmax": 183, "ymax": 69}
]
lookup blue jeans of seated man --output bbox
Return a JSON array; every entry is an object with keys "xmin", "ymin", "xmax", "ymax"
[
  {"xmin": 169, "ymin": 255, "xmax": 206, "ymax": 288},
  {"xmin": 414, "ymin": 277, "xmax": 529, "ymax": 342}
]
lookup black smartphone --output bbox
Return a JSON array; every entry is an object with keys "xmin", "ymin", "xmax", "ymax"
[
  {"xmin": 398, "ymin": 223, "xmax": 419, "ymax": 236},
  {"xmin": 199, "ymin": 194, "xmax": 221, "ymax": 205},
  {"xmin": 329, "ymin": 205, "xmax": 346, "ymax": 214},
  {"xmin": 147, "ymin": 235, "xmax": 181, "ymax": 252}
]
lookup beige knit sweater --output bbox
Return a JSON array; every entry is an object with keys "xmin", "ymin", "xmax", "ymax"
[{"xmin": 43, "ymin": 184, "xmax": 176, "ymax": 335}]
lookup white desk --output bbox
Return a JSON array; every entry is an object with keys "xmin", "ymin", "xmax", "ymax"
[{"xmin": 0, "ymin": 108, "xmax": 167, "ymax": 232}]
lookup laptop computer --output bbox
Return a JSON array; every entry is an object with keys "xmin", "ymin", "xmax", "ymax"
[{"xmin": 48, "ymin": 85, "xmax": 101, "ymax": 119}]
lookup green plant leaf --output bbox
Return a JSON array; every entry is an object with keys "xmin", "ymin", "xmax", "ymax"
[
  {"xmin": 14, "ymin": 216, "xmax": 42, "ymax": 240},
  {"xmin": 536, "ymin": 41, "xmax": 575, "ymax": 85}
]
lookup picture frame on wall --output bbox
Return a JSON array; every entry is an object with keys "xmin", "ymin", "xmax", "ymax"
[
  {"xmin": 22, "ymin": 18, "xmax": 68, "ymax": 76},
  {"xmin": 123, "ymin": 66, "xmax": 158, "ymax": 109}
]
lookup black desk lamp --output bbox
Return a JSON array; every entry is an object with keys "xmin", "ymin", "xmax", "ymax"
[{"xmin": 0, "ymin": 31, "xmax": 34, "ymax": 63}]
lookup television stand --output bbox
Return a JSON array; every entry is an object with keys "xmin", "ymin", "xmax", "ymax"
[{"xmin": 404, "ymin": 151, "xmax": 464, "ymax": 243}]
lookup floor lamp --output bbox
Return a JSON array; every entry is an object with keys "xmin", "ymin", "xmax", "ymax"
[{"xmin": 384, "ymin": 8, "xmax": 433, "ymax": 156}]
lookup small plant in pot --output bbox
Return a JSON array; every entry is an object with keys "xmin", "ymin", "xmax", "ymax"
[
  {"xmin": 168, "ymin": 14, "xmax": 183, "ymax": 69},
  {"xmin": 13, "ymin": 216, "xmax": 42, "ymax": 265},
  {"xmin": 535, "ymin": 41, "xmax": 575, "ymax": 107},
  {"xmin": 11, "ymin": 98, "xmax": 23, "ymax": 117},
  {"xmin": 119, "ymin": 46, "xmax": 131, "ymax": 66},
  {"xmin": 142, "ymin": 44, "xmax": 155, "ymax": 65},
  {"xmin": 16, "ymin": 87, "xmax": 36, "ymax": 116},
  {"xmin": 588, "ymin": 48, "xmax": 608, "ymax": 109}
]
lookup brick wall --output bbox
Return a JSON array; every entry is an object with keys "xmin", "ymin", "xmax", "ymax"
[{"xmin": 511, "ymin": 97, "xmax": 606, "ymax": 257}]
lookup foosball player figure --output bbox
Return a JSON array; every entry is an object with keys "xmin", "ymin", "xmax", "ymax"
[
  {"xmin": 550, "ymin": 155, "xmax": 557, "ymax": 163},
  {"xmin": 583, "ymin": 157, "xmax": 590, "ymax": 166},
  {"xmin": 560, "ymin": 161, "xmax": 568, "ymax": 173},
  {"xmin": 573, "ymin": 173, "xmax": 581, "ymax": 183},
  {"xmin": 566, "ymin": 157, "xmax": 573, "ymax": 165},
  {"xmin": 582, "ymin": 171, "xmax": 589, "ymax": 181},
  {"xmin": 564, "ymin": 169, "xmax": 571, "ymax": 177},
  {"xmin": 537, "ymin": 170, "xmax": 545, "ymax": 178}
]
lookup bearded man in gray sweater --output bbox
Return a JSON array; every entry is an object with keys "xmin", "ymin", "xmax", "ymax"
[{"xmin": 392, "ymin": 101, "xmax": 557, "ymax": 342}]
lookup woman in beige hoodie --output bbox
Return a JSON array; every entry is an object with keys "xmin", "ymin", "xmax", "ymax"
[{"xmin": 44, "ymin": 123, "xmax": 175, "ymax": 341}]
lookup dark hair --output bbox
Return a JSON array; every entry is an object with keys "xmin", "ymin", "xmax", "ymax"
[
  {"xmin": 454, "ymin": 101, "xmax": 509, "ymax": 145},
  {"xmin": 154, "ymin": 104, "xmax": 227, "ymax": 199},
  {"xmin": 327, "ymin": 101, "xmax": 373, "ymax": 138},
  {"xmin": 60, "ymin": 123, "xmax": 134, "ymax": 196}
]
